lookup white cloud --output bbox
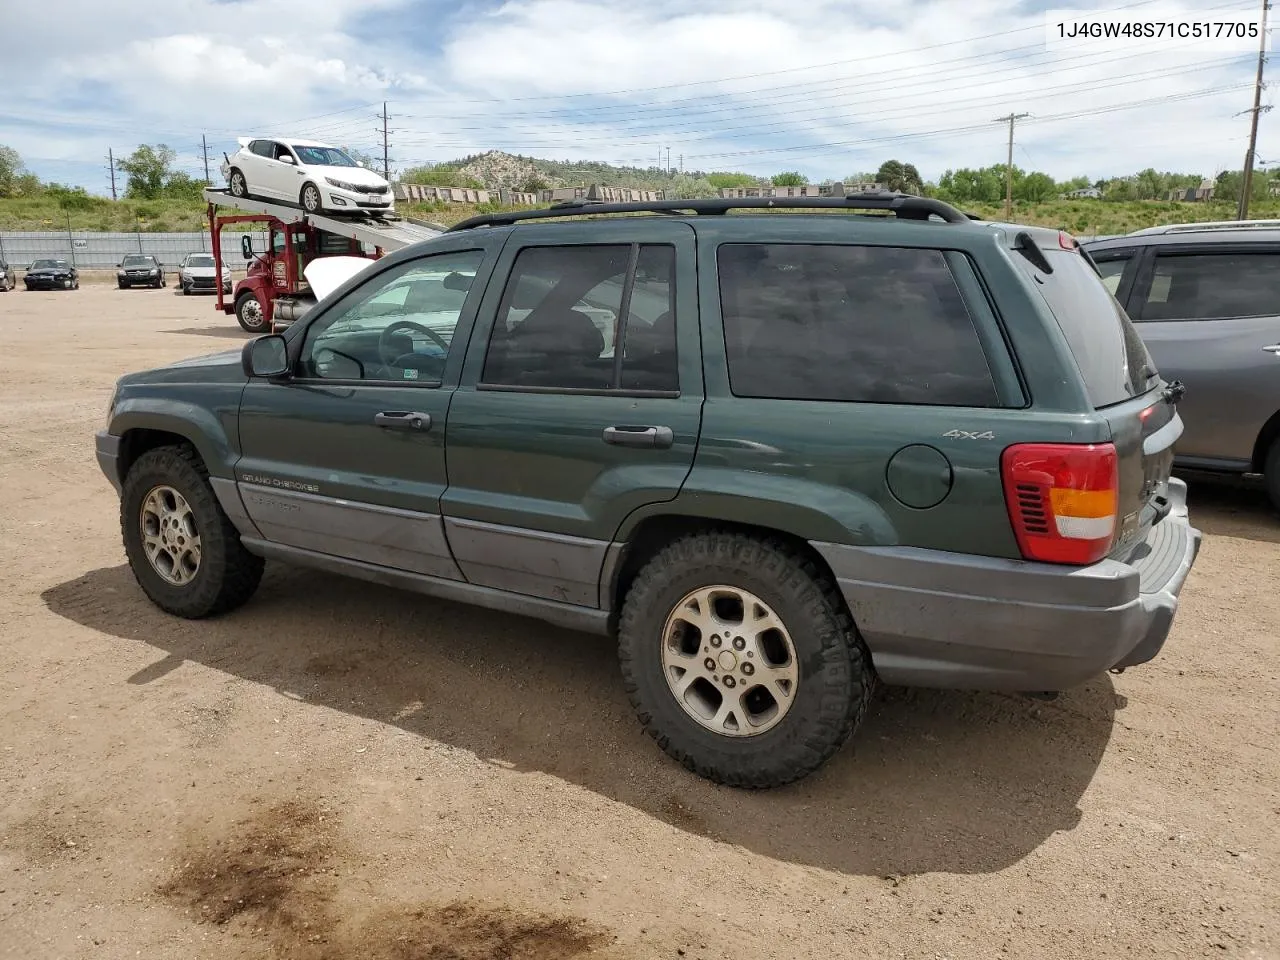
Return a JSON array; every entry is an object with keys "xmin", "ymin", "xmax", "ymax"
[{"xmin": 0, "ymin": 0, "xmax": 1268, "ymax": 191}]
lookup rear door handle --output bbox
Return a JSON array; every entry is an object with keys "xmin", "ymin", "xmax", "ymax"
[
  {"xmin": 1264, "ymin": 344, "xmax": 1280, "ymax": 355},
  {"xmin": 374, "ymin": 411, "xmax": 432, "ymax": 431},
  {"xmin": 602, "ymin": 425, "xmax": 674, "ymax": 449}
]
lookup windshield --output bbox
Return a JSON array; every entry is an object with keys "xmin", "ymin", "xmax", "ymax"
[
  {"xmin": 186, "ymin": 255, "xmax": 215, "ymax": 267},
  {"xmin": 1014, "ymin": 246, "xmax": 1156, "ymax": 408},
  {"xmin": 292, "ymin": 145, "xmax": 357, "ymax": 168},
  {"xmin": 31, "ymin": 259, "xmax": 67, "ymax": 270},
  {"xmin": 122, "ymin": 255, "xmax": 153, "ymax": 266}
]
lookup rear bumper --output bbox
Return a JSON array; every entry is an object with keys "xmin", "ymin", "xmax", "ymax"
[{"xmin": 814, "ymin": 477, "xmax": 1202, "ymax": 691}]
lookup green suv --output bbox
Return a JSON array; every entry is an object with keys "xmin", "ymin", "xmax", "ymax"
[{"xmin": 95, "ymin": 194, "xmax": 1201, "ymax": 788}]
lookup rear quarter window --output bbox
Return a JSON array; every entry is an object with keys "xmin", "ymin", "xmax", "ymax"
[
  {"xmin": 1013, "ymin": 248, "xmax": 1155, "ymax": 408},
  {"xmin": 717, "ymin": 243, "xmax": 999, "ymax": 406}
]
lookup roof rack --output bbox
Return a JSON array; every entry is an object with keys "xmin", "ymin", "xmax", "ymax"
[
  {"xmin": 446, "ymin": 192, "xmax": 971, "ymax": 231},
  {"xmin": 1127, "ymin": 218, "xmax": 1280, "ymax": 236}
]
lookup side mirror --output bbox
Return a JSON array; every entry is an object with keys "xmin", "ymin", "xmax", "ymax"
[
  {"xmin": 242, "ymin": 335, "xmax": 289, "ymax": 378},
  {"xmin": 280, "ymin": 155, "xmax": 296, "ymax": 165},
  {"xmin": 241, "ymin": 235, "xmax": 254, "ymax": 260}
]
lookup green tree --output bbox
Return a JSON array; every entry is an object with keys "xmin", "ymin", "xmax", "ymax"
[
  {"xmin": 116, "ymin": 144, "xmax": 178, "ymax": 200},
  {"xmin": 520, "ymin": 176, "xmax": 550, "ymax": 193},
  {"xmin": 1016, "ymin": 171, "xmax": 1057, "ymax": 203},
  {"xmin": 706, "ymin": 171, "xmax": 759, "ymax": 188},
  {"xmin": 771, "ymin": 171, "xmax": 806, "ymax": 186},
  {"xmin": 0, "ymin": 145, "xmax": 38, "ymax": 198},
  {"xmin": 667, "ymin": 174, "xmax": 718, "ymax": 199},
  {"xmin": 875, "ymin": 160, "xmax": 924, "ymax": 194},
  {"xmin": 1061, "ymin": 175, "xmax": 1092, "ymax": 192}
]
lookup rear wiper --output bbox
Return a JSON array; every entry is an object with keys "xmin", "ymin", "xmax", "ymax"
[{"xmin": 1013, "ymin": 232, "xmax": 1054, "ymax": 274}]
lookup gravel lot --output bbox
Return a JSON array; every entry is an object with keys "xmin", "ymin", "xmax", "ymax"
[{"xmin": 1, "ymin": 286, "xmax": 1277, "ymax": 960}]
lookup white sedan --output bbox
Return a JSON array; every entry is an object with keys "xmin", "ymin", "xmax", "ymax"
[{"xmin": 220, "ymin": 137, "xmax": 395, "ymax": 215}]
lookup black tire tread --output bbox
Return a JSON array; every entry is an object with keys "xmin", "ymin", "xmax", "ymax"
[
  {"xmin": 121, "ymin": 443, "xmax": 263, "ymax": 618},
  {"xmin": 617, "ymin": 531, "xmax": 873, "ymax": 789}
]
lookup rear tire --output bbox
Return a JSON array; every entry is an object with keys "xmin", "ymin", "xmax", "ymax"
[
  {"xmin": 1266, "ymin": 440, "xmax": 1280, "ymax": 513},
  {"xmin": 229, "ymin": 168, "xmax": 248, "ymax": 199},
  {"xmin": 235, "ymin": 291, "xmax": 268, "ymax": 333},
  {"xmin": 618, "ymin": 532, "xmax": 873, "ymax": 788},
  {"xmin": 121, "ymin": 444, "xmax": 264, "ymax": 619}
]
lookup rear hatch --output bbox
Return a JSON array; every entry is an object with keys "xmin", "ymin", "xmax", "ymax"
[{"xmin": 1010, "ymin": 231, "xmax": 1180, "ymax": 558}]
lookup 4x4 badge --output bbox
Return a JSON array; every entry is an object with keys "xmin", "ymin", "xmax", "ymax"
[{"xmin": 942, "ymin": 429, "xmax": 995, "ymax": 440}]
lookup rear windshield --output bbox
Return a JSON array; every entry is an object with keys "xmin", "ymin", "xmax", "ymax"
[{"xmin": 1014, "ymin": 247, "xmax": 1156, "ymax": 408}]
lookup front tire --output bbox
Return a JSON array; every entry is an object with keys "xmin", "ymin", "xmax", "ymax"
[
  {"xmin": 235, "ymin": 291, "xmax": 268, "ymax": 333},
  {"xmin": 121, "ymin": 445, "xmax": 264, "ymax": 619},
  {"xmin": 618, "ymin": 532, "xmax": 873, "ymax": 788},
  {"xmin": 301, "ymin": 183, "xmax": 322, "ymax": 213}
]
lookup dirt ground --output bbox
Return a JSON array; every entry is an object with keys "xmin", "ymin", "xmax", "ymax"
[{"xmin": 0, "ymin": 286, "xmax": 1277, "ymax": 960}]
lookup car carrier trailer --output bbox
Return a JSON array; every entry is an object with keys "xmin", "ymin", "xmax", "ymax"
[{"xmin": 205, "ymin": 188, "xmax": 444, "ymax": 333}]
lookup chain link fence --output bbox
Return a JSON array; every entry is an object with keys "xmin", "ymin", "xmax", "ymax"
[{"xmin": 0, "ymin": 231, "xmax": 268, "ymax": 270}]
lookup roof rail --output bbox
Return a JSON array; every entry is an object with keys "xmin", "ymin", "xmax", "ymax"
[
  {"xmin": 1127, "ymin": 218, "xmax": 1280, "ymax": 236},
  {"xmin": 446, "ymin": 192, "xmax": 971, "ymax": 231}
]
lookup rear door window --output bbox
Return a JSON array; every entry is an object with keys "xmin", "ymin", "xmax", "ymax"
[
  {"xmin": 1012, "ymin": 247, "xmax": 1155, "ymax": 408},
  {"xmin": 717, "ymin": 243, "xmax": 998, "ymax": 406},
  {"xmin": 1140, "ymin": 250, "xmax": 1280, "ymax": 321}
]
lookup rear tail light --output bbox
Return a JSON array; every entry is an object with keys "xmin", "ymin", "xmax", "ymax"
[{"xmin": 1001, "ymin": 442, "xmax": 1118, "ymax": 565}]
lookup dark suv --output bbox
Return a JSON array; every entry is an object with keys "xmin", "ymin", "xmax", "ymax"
[
  {"xmin": 95, "ymin": 194, "xmax": 1201, "ymax": 788},
  {"xmin": 118, "ymin": 254, "xmax": 166, "ymax": 289},
  {"xmin": 1082, "ymin": 220, "xmax": 1280, "ymax": 509}
]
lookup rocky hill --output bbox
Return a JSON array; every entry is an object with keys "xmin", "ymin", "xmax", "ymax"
[
  {"xmin": 453, "ymin": 150, "xmax": 679, "ymax": 191},
  {"xmin": 455, "ymin": 152, "xmax": 549, "ymax": 190}
]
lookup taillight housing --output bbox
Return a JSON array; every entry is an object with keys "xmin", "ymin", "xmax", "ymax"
[{"xmin": 1001, "ymin": 442, "xmax": 1119, "ymax": 565}]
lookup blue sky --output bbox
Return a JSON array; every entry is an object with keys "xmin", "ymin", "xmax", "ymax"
[{"xmin": 0, "ymin": 0, "xmax": 1272, "ymax": 194}]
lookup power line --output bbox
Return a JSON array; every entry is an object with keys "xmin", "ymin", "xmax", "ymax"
[
  {"xmin": 378, "ymin": 102, "xmax": 392, "ymax": 180},
  {"xmin": 200, "ymin": 134, "xmax": 212, "ymax": 186},
  {"xmin": 388, "ymin": 55, "xmax": 1244, "ymax": 150},
  {"xmin": 996, "ymin": 112, "xmax": 1031, "ymax": 220},
  {"xmin": 1238, "ymin": 0, "xmax": 1271, "ymax": 218}
]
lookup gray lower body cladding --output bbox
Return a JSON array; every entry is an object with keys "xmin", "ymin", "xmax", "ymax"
[{"xmin": 814, "ymin": 478, "xmax": 1202, "ymax": 691}]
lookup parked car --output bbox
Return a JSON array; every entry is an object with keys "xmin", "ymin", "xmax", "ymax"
[
  {"xmin": 118, "ymin": 254, "xmax": 166, "ymax": 289},
  {"xmin": 177, "ymin": 252, "xmax": 232, "ymax": 295},
  {"xmin": 24, "ymin": 258, "xmax": 79, "ymax": 290},
  {"xmin": 0, "ymin": 258, "xmax": 15, "ymax": 292},
  {"xmin": 220, "ymin": 137, "xmax": 394, "ymax": 215},
  {"xmin": 1083, "ymin": 220, "xmax": 1280, "ymax": 510},
  {"xmin": 95, "ymin": 194, "xmax": 1201, "ymax": 788}
]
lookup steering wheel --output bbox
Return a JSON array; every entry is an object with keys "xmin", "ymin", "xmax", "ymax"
[{"xmin": 377, "ymin": 320, "xmax": 450, "ymax": 368}]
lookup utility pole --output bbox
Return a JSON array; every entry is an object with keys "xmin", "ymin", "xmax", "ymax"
[
  {"xmin": 679, "ymin": 154, "xmax": 683, "ymax": 174},
  {"xmin": 107, "ymin": 149, "xmax": 117, "ymax": 200},
  {"xmin": 665, "ymin": 146, "xmax": 671, "ymax": 176},
  {"xmin": 380, "ymin": 102, "xmax": 391, "ymax": 181},
  {"xmin": 1237, "ymin": 0, "xmax": 1271, "ymax": 220},
  {"xmin": 994, "ymin": 112, "xmax": 1030, "ymax": 220},
  {"xmin": 200, "ymin": 135, "xmax": 212, "ymax": 185}
]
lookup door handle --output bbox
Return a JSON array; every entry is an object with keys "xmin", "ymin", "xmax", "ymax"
[
  {"xmin": 602, "ymin": 425, "xmax": 674, "ymax": 449},
  {"xmin": 1263, "ymin": 345, "xmax": 1280, "ymax": 355},
  {"xmin": 374, "ymin": 411, "xmax": 432, "ymax": 431}
]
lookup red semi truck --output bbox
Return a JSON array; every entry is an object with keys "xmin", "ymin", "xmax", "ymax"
[{"xmin": 205, "ymin": 188, "xmax": 443, "ymax": 332}]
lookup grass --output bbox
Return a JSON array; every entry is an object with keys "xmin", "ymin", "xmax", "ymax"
[{"xmin": 4, "ymin": 195, "xmax": 1279, "ymax": 236}]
